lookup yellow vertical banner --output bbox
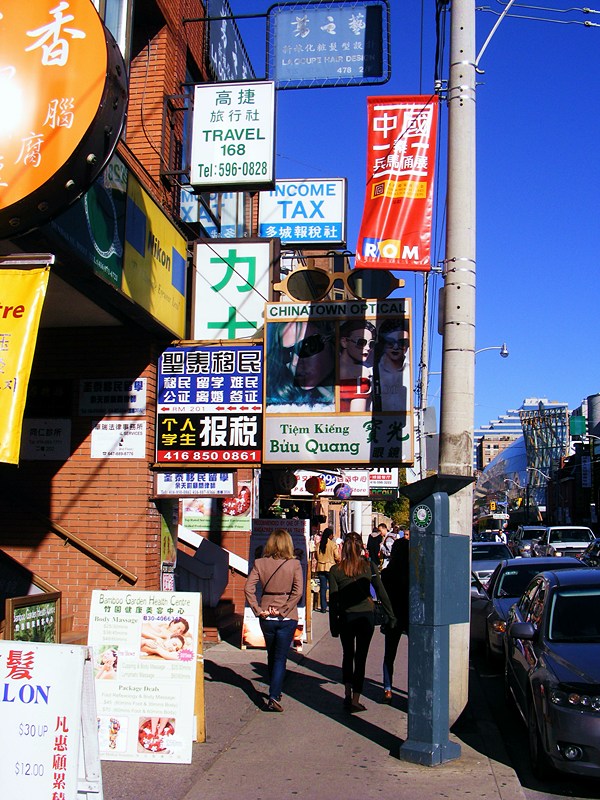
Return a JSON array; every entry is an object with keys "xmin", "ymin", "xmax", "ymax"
[{"xmin": 0, "ymin": 267, "xmax": 50, "ymax": 464}]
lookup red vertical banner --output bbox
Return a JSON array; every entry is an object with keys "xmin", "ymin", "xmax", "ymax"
[{"xmin": 355, "ymin": 95, "xmax": 438, "ymax": 272}]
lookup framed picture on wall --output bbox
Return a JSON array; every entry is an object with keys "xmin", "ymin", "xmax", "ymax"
[{"xmin": 5, "ymin": 591, "xmax": 61, "ymax": 643}]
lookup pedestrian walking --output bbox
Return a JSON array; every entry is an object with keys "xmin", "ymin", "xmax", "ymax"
[
  {"xmin": 314, "ymin": 527, "xmax": 340, "ymax": 613},
  {"xmin": 380, "ymin": 537, "xmax": 409, "ymax": 703},
  {"xmin": 366, "ymin": 523, "xmax": 386, "ymax": 565},
  {"xmin": 380, "ymin": 526, "xmax": 398, "ymax": 568},
  {"xmin": 244, "ymin": 528, "xmax": 304, "ymax": 712},
  {"xmin": 329, "ymin": 532, "xmax": 396, "ymax": 712}
]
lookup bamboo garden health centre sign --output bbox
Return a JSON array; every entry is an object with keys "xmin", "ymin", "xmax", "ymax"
[{"xmin": 189, "ymin": 81, "xmax": 275, "ymax": 191}]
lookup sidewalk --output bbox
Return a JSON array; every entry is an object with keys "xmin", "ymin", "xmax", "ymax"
[{"xmin": 101, "ymin": 612, "xmax": 526, "ymax": 800}]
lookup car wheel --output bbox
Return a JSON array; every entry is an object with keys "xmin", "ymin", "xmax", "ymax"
[{"xmin": 527, "ymin": 699, "xmax": 554, "ymax": 780}]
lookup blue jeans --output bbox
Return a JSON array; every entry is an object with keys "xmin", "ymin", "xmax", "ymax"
[
  {"xmin": 317, "ymin": 571, "xmax": 329, "ymax": 611},
  {"xmin": 383, "ymin": 626, "xmax": 403, "ymax": 691},
  {"xmin": 259, "ymin": 617, "xmax": 297, "ymax": 701}
]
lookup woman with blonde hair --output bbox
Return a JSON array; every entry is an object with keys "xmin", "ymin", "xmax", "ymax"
[
  {"xmin": 315, "ymin": 527, "xmax": 340, "ymax": 613},
  {"xmin": 245, "ymin": 528, "xmax": 304, "ymax": 712},
  {"xmin": 329, "ymin": 532, "xmax": 396, "ymax": 712}
]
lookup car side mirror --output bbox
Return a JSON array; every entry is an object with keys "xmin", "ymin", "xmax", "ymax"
[{"xmin": 508, "ymin": 621, "xmax": 535, "ymax": 640}]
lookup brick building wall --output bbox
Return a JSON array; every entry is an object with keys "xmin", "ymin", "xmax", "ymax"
[{"xmin": 1, "ymin": 325, "xmax": 168, "ymax": 633}]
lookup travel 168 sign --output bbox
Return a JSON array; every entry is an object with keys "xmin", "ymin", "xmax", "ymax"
[
  {"xmin": 156, "ymin": 343, "xmax": 263, "ymax": 465},
  {"xmin": 189, "ymin": 80, "xmax": 275, "ymax": 191}
]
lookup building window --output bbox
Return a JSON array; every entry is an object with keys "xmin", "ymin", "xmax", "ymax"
[{"xmin": 93, "ymin": 0, "xmax": 133, "ymax": 64}]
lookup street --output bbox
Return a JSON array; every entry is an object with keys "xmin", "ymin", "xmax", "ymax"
[{"xmin": 470, "ymin": 647, "xmax": 600, "ymax": 800}]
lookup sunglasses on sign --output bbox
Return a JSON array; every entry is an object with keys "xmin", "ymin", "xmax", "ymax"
[
  {"xmin": 283, "ymin": 333, "xmax": 332, "ymax": 362},
  {"xmin": 346, "ymin": 337, "xmax": 376, "ymax": 349},
  {"xmin": 380, "ymin": 335, "xmax": 409, "ymax": 350},
  {"xmin": 274, "ymin": 267, "xmax": 405, "ymax": 302}
]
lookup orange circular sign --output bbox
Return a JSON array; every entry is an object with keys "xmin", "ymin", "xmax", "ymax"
[{"xmin": 0, "ymin": 0, "xmax": 127, "ymax": 238}]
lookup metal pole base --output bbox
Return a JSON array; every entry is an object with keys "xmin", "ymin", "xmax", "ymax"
[{"xmin": 399, "ymin": 738, "xmax": 461, "ymax": 766}]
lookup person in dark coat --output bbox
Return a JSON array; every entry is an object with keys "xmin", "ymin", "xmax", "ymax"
[{"xmin": 380, "ymin": 535, "xmax": 409, "ymax": 703}]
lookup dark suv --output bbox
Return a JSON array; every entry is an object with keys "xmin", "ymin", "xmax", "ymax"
[
  {"xmin": 508, "ymin": 525, "xmax": 546, "ymax": 558},
  {"xmin": 578, "ymin": 538, "xmax": 600, "ymax": 567}
]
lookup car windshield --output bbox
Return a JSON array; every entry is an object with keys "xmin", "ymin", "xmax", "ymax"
[
  {"xmin": 548, "ymin": 528, "xmax": 594, "ymax": 544},
  {"xmin": 522, "ymin": 529, "xmax": 545, "ymax": 538},
  {"xmin": 549, "ymin": 589, "xmax": 600, "ymax": 642},
  {"xmin": 495, "ymin": 567, "xmax": 547, "ymax": 598},
  {"xmin": 472, "ymin": 544, "xmax": 511, "ymax": 561}
]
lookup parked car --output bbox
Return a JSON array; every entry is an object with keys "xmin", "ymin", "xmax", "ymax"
[
  {"xmin": 470, "ymin": 556, "xmax": 583, "ymax": 658},
  {"xmin": 471, "ymin": 541, "xmax": 512, "ymax": 583},
  {"xmin": 505, "ymin": 568, "xmax": 600, "ymax": 777},
  {"xmin": 531, "ymin": 525, "xmax": 595, "ymax": 558},
  {"xmin": 578, "ymin": 538, "xmax": 600, "ymax": 567},
  {"xmin": 508, "ymin": 525, "xmax": 547, "ymax": 558}
]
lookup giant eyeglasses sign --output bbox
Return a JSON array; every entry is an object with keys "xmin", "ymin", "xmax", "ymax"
[{"xmin": 0, "ymin": 0, "xmax": 127, "ymax": 239}]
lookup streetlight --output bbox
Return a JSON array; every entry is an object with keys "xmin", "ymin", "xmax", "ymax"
[
  {"xmin": 475, "ymin": 343, "xmax": 509, "ymax": 358},
  {"xmin": 527, "ymin": 466, "xmax": 552, "ymax": 481}
]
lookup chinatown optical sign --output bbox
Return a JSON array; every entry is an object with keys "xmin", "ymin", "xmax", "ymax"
[{"xmin": 0, "ymin": 0, "xmax": 127, "ymax": 239}]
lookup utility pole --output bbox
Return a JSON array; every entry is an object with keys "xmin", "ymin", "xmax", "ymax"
[{"xmin": 438, "ymin": 0, "xmax": 477, "ymax": 723}]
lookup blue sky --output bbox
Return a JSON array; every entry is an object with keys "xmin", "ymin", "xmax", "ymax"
[{"xmin": 226, "ymin": 1, "xmax": 600, "ymax": 430}]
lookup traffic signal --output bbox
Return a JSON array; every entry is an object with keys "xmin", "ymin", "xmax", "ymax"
[{"xmin": 490, "ymin": 501, "xmax": 497, "ymax": 511}]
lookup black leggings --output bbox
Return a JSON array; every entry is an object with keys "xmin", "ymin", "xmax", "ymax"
[{"xmin": 339, "ymin": 611, "xmax": 375, "ymax": 693}]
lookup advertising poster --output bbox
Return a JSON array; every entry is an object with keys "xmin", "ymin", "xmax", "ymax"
[
  {"xmin": 355, "ymin": 95, "xmax": 438, "ymax": 272},
  {"xmin": 263, "ymin": 299, "xmax": 414, "ymax": 465},
  {"xmin": 181, "ymin": 479, "xmax": 253, "ymax": 532},
  {"xmin": 87, "ymin": 590, "xmax": 202, "ymax": 763},
  {"xmin": 0, "ymin": 268, "xmax": 50, "ymax": 464},
  {"xmin": 0, "ymin": 641, "xmax": 87, "ymax": 799},
  {"xmin": 156, "ymin": 343, "xmax": 263, "ymax": 465},
  {"xmin": 242, "ymin": 519, "xmax": 309, "ymax": 650}
]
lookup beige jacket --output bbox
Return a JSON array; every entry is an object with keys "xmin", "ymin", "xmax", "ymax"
[
  {"xmin": 244, "ymin": 557, "xmax": 304, "ymax": 621},
  {"xmin": 315, "ymin": 538, "xmax": 340, "ymax": 572}
]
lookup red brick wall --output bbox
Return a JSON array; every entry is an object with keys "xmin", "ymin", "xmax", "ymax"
[{"xmin": 1, "ymin": 326, "xmax": 166, "ymax": 634}]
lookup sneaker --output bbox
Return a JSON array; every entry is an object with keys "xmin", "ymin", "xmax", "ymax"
[
  {"xmin": 267, "ymin": 698, "xmax": 283, "ymax": 712},
  {"xmin": 382, "ymin": 690, "xmax": 393, "ymax": 704}
]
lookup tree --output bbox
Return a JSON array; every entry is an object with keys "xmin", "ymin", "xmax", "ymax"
[{"xmin": 372, "ymin": 469, "xmax": 410, "ymax": 527}]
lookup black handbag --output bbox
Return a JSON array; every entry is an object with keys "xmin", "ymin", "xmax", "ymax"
[{"xmin": 369, "ymin": 560, "xmax": 391, "ymax": 629}]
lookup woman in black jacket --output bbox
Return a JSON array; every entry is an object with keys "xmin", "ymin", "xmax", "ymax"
[
  {"xmin": 329, "ymin": 532, "xmax": 395, "ymax": 712},
  {"xmin": 380, "ymin": 536, "xmax": 409, "ymax": 703}
]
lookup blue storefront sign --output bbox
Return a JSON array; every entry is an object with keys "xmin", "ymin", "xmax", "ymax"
[{"xmin": 267, "ymin": 0, "xmax": 390, "ymax": 89}]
